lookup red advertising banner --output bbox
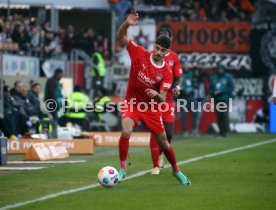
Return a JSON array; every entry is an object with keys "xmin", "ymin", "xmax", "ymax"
[{"xmin": 157, "ymin": 21, "xmax": 251, "ymax": 53}]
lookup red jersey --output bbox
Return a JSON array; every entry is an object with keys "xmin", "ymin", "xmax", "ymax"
[
  {"xmin": 164, "ymin": 50, "xmax": 182, "ymax": 103},
  {"xmin": 125, "ymin": 40, "xmax": 173, "ymax": 106}
]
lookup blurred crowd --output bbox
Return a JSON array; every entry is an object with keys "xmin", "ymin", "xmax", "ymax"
[
  {"xmin": 0, "ymin": 67, "xmax": 117, "ymax": 139},
  {"xmin": 0, "ymin": 80, "xmax": 43, "ymax": 140},
  {"xmin": 0, "ymin": 13, "xmax": 110, "ymax": 59},
  {"xmin": 0, "ymin": 1, "xmax": 255, "ymax": 56},
  {"xmin": 0, "ymin": 0, "xmax": 258, "ymax": 139},
  {"xmin": 142, "ymin": 0, "xmax": 255, "ymax": 21}
]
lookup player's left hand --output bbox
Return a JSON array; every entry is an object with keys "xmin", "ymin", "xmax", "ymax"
[
  {"xmin": 145, "ymin": 89, "xmax": 158, "ymax": 98},
  {"xmin": 126, "ymin": 10, "xmax": 139, "ymax": 25}
]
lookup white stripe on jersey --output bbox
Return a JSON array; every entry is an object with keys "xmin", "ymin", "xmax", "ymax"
[{"xmin": 163, "ymin": 83, "xmax": 171, "ymax": 88}]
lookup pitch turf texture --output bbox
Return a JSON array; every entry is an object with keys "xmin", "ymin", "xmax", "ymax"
[{"xmin": 1, "ymin": 133, "xmax": 276, "ymax": 210}]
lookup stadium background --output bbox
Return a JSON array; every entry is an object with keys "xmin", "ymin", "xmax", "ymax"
[
  {"xmin": 0, "ymin": 1, "xmax": 276, "ymax": 210},
  {"xmin": 1, "ymin": 0, "xmax": 276, "ymax": 135}
]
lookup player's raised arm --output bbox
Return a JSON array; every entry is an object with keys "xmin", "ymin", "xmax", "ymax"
[{"xmin": 117, "ymin": 10, "xmax": 139, "ymax": 46}]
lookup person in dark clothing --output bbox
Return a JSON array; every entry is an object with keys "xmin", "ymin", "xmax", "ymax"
[
  {"xmin": 10, "ymin": 80, "xmax": 24, "ymax": 104},
  {"xmin": 210, "ymin": 65, "xmax": 234, "ymax": 137},
  {"xmin": 0, "ymin": 85, "xmax": 17, "ymax": 139},
  {"xmin": 44, "ymin": 68, "xmax": 64, "ymax": 121},
  {"xmin": 77, "ymin": 28, "xmax": 95, "ymax": 56},
  {"xmin": 28, "ymin": 83, "xmax": 42, "ymax": 117},
  {"xmin": 9, "ymin": 81, "xmax": 30, "ymax": 135},
  {"xmin": 21, "ymin": 85, "xmax": 36, "ymax": 117},
  {"xmin": 62, "ymin": 24, "xmax": 78, "ymax": 53}
]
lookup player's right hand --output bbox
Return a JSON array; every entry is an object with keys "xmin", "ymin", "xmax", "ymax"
[
  {"xmin": 145, "ymin": 89, "xmax": 158, "ymax": 98},
  {"xmin": 126, "ymin": 10, "xmax": 139, "ymax": 25}
]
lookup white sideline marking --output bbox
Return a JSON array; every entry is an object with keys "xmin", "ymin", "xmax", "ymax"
[
  {"xmin": 1, "ymin": 138, "xmax": 276, "ymax": 210},
  {"xmin": 8, "ymin": 160, "xmax": 87, "ymax": 164},
  {"xmin": 0, "ymin": 167, "xmax": 47, "ymax": 171}
]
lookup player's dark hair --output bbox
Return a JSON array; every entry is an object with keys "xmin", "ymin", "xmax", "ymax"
[
  {"xmin": 157, "ymin": 28, "xmax": 172, "ymax": 39},
  {"xmin": 155, "ymin": 35, "xmax": 171, "ymax": 49}
]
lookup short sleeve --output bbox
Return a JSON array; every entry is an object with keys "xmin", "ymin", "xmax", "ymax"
[
  {"xmin": 172, "ymin": 53, "xmax": 183, "ymax": 77},
  {"xmin": 127, "ymin": 40, "xmax": 146, "ymax": 62},
  {"xmin": 161, "ymin": 66, "xmax": 173, "ymax": 91}
]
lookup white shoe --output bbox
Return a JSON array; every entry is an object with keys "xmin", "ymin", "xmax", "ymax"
[
  {"xmin": 182, "ymin": 132, "xmax": 189, "ymax": 137},
  {"xmin": 192, "ymin": 130, "xmax": 200, "ymax": 137},
  {"xmin": 158, "ymin": 154, "xmax": 164, "ymax": 169},
  {"xmin": 151, "ymin": 167, "xmax": 160, "ymax": 175}
]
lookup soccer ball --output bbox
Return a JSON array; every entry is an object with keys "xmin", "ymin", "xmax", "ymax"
[{"xmin": 97, "ymin": 166, "xmax": 119, "ymax": 187}]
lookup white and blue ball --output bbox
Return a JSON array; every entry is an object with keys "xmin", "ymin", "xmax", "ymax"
[{"xmin": 97, "ymin": 166, "xmax": 119, "ymax": 187}]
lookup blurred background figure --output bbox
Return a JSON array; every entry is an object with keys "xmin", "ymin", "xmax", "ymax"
[
  {"xmin": 0, "ymin": 85, "xmax": 17, "ymax": 140},
  {"xmin": 191, "ymin": 68, "xmax": 209, "ymax": 137},
  {"xmin": 253, "ymin": 106, "xmax": 269, "ymax": 131},
  {"xmin": 93, "ymin": 88, "xmax": 112, "ymax": 122},
  {"xmin": 44, "ymin": 68, "xmax": 64, "ymax": 121},
  {"xmin": 63, "ymin": 85, "xmax": 89, "ymax": 131},
  {"xmin": 210, "ymin": 65, "xmax": 234, "ymax": 138},
  {"xmin": 91, "ymin": 49, "xmax": 107, "ymax": 98},
  {"xmin": 28, "ymin": 82, "xmax": 43, "ymax": 118},
  {"xmin": 62, "ymin": 24, "xmax": 78, "ymax": 54},
  {"xmin": 180, "ymin": 67, "xmax": 209, "ymax": 137}
]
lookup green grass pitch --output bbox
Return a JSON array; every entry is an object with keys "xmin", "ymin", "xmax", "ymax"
[{"xmin": 0, "ymin": 133, "xmax": 276, "ymax": 210}]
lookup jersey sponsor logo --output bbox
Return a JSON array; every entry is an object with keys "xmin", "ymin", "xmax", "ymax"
[
  {"xmin": 179, "ymin": 69, "xmax": 183, "ymax": 74},
  {"xmin": 163, "ymin": 83, "xmax": 171, "ymax": 88},
  {"xmin": 168, "ymin": 60, "xmax": 174, "ymax": 67},
  {"xmin": 137, "ymin": 70, "xmax": 156, "ymax": 86}
]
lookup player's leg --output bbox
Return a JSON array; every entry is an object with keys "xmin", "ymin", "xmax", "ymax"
[
  {"xmin": 159, "ymin": 121, "xmax": 174, "ymax": 166},
  {"xmin": 143, "ymin": 112, "xmax": 191, "ymax": 185},
  {"xmin": 149, "ymin": 104, "xmax": 174, "ymax": 173},
  {"xmin": 163, "ymin": 121, "xmax": 174, "ymax": 144},
  {"xmin": 157, "ymin": 104, "xmax": 175, "ymax": 168},
  {"xmin": 149, "ymin": 134, "xmax": 160, "ymax": 174},
  {"xmin": 118, "ymin": 117, "xmax": 135, "ymax": 181},
  {"xmin": 152, "ymin": 132, "xmax": 177, "ymax": 172},
  {"xmin": 149, "ymin": 121, "xmax": 174, "ymax": 174},
  {"xmin": 153, "ymin": 132, "xmax": 191, "ymax": 185}
]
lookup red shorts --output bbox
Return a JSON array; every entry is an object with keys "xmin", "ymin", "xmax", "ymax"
[
  {"xmin": 121, "ymin": 105, "xmax": 165, "ymax": 134},
  {"xmin": 161, "ymin": 102, "xmax": 175, "ymax": 123}
]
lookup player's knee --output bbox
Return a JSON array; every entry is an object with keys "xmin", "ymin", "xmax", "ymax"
[
  {"xmin": 121, "ymin": 129, "xmax": 132, "ymax": 138},
  {"xmin": 160, "ymin": 141, "xmax": 170, "ymax": 152}
]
